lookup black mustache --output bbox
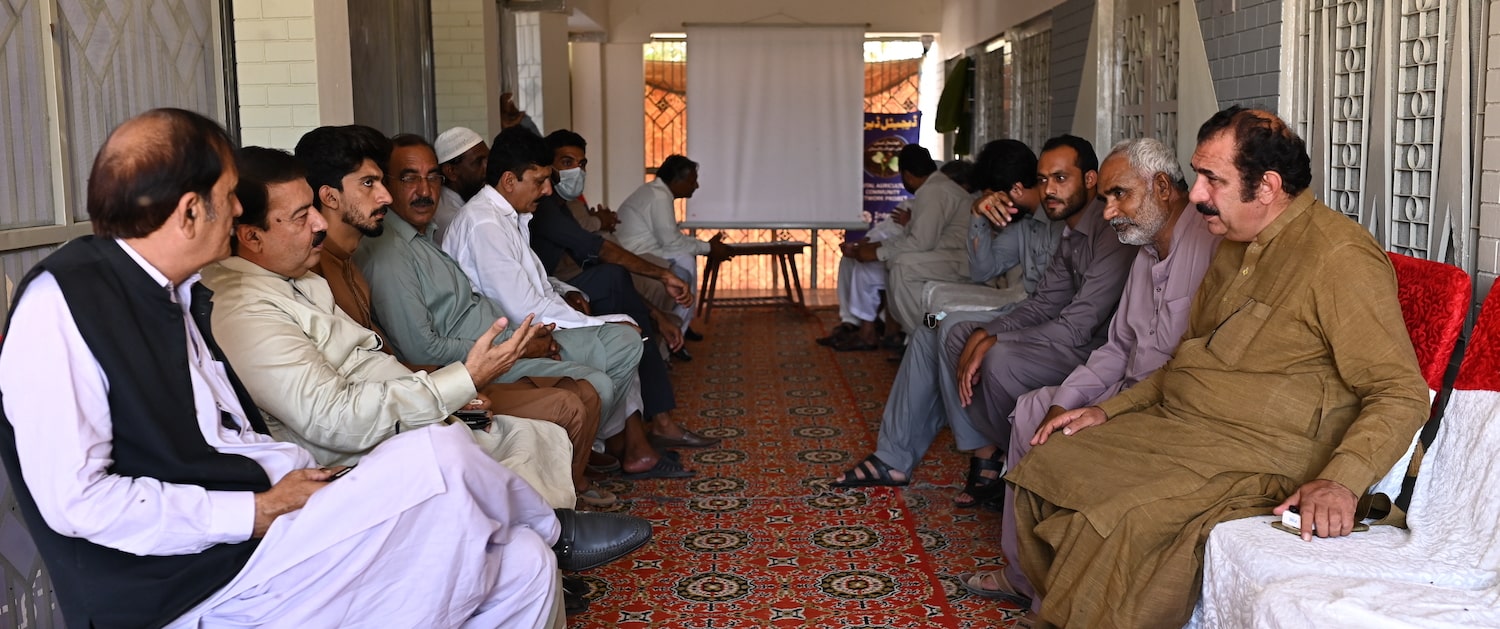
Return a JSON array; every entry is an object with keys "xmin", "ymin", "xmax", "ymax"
[
  {"xmin": 411, "ymin": 197, "xmax": 436, "ymax": 208},
  {"xmin": 311, "ymin": 230, "xmax": 327, "ymax": 247},
  {"xmin": 1196, "ymin": 203, "xmax": 1220, "ymax": 216}
]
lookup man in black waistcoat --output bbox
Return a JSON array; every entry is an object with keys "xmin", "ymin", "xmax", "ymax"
[{"xmin": 0, "ymin": 108, "xmax": 567, "ymax": 628}]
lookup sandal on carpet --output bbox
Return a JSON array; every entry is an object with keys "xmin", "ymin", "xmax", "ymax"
[
  {"xmin": 957, "ymin": 570, "xmax": 1033, "ymax": 609},
  {"xmin": 879, "ymin": 331, "xmax": 907, "ymax": 350},
  {"xmin": 576, "ymin": 486, "xmax": 618, "ymax": 508},
  {"xmin": 830, "ymin": 454, "xmax": 909, "ymax": 488},
  {"xmin": 954, "ymin": 452, "xmax": 1007, "ymax": 508},
  {"xmin": 816, "ymin": 323, "xmax": 858, "ymax": 346},
  {"xmin": 587, "ymin": 452, "xmax": 621, "ymax": 475},
  {"xmin": 620, "ymin": 454, "xmax": 696, "ymax": 480}
]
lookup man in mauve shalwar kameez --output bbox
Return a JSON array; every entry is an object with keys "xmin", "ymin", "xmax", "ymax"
[{"xmin": 1008, "ymin": 107, "xmax": 1430, "ymax": 628}]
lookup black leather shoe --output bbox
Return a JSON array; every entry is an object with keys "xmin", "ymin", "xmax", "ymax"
[
  {"xmin": 684, "ymin": 327, "xmax": 704, "ymax": 342},
  {"xmin": 553, "ymin": 509, "xmax": 653, "ymax": 572},
  {"xmin": 671, "ymin": 347, "xmax": 693, "ymax": 361}
]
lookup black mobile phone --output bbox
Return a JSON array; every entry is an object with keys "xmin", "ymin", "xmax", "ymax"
[
  {"xmin": 328, "ymin": 465, "xmax": 356, "ymax": 481},
  {"xmin": 455, "ymin": 409, "xmax": 491, "ymax": 430}
]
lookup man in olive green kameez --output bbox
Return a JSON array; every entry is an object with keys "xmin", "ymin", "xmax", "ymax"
[{"xmin": 1006, "ymin": 107, "xmax": 1430, "ymax": 628}]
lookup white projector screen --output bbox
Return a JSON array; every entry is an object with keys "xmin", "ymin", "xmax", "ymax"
[{"xmin": 682, "ymin": 25, "xmax": 867, "ymax": 229}]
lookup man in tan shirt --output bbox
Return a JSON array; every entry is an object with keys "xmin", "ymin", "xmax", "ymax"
[{"xmin": 1005, "ymin": 108, "xmax": 1429, "ymax": 627}]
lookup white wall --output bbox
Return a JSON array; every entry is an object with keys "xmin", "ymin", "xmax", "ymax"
[
  {"xmin": 939, "ymin": 0, "xmax": 1064, "ymax": 54},
  {"xmin": 233, "ymin": 0, "xmax": 351, "ymax": 149}
]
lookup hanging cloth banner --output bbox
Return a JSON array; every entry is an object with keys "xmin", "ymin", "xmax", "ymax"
[{"xmin": 855, "ymin": 111, "xmax": 922, "ymax": 241}]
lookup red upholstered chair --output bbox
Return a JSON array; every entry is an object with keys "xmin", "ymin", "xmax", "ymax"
[
  {"xmin": 1366, "ymin": 252, "xmax": 1472, "ymax": 500},
  {"xmin": 1387, "ymin": 251, "xmax": 1471, "ymax": 394}
]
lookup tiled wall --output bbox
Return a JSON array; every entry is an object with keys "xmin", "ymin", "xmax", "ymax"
[
  {"xmin": 1197, "ymin": 0, "xmax": 1281, "ymax": 113},
  {"xmin": 1478, "ymin": 0, "xmax": 1500, "ymax": 303},
  {"xmin": 233, "ymin": 0, "xmax": 321, "ymax": 149},
  {"xmin": 432, "ymin": 0, "xmax": 489, "ymax": 135}
]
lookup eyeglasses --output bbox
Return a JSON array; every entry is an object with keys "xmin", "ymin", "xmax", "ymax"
[{"xmin": 397, "ymin": 173, "xmax": 445, "ymax": 185}]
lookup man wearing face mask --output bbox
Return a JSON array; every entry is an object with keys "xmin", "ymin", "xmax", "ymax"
[
  {"xmin": 532, "ymin": 130, "xmax": 695, "ymax": 360},
  {"xmin": 433, "ymin": 127, "xmax": 490, "ymax": 245}
]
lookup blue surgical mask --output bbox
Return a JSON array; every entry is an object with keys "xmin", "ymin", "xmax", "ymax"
[{"xmin": 556, "ymin": 167, "xmax": 585, "ymax": 200}]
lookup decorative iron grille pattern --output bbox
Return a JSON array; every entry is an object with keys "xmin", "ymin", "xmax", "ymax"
[
  {"xmin": 1118, "ymin": 13, "xmax": 1148, "ymax": 141},
  {"xmin": 1390, "ymin": 0, "xmax": 1442, "ymax": 259},
  {"xmin": 0, "ymin": 0, "xmax": 55, "ymax": 230},
  {"xmin": 1330, "ymin": 0, "xmax": 1372, "ymax": 222},
  {"xmin": 1114, "ymin": 1, "xmax": 1180, "ymax": 148},
  {"xmin": 56, "ymin": 0, "xmax": 222, "ymax": 221},
  {"xmin": 1014, "ymin": 29, "xmax": 1052, "ymax": 151},
  {"xmin": 1287, "ymin": 0, "xmax": 1474, "ymax": 273},
  {"xmin": 1153, "ymin": 2, "xmax": 1180, "ymax": 150},
  {"xmin": 972, "ymin": 42, "xmax": 1010, "ymax": 149}
]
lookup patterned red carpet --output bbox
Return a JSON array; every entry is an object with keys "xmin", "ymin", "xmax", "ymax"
[{"xmin": 570, "ymin": 308, "xmax": 1028, "ymax": 628}]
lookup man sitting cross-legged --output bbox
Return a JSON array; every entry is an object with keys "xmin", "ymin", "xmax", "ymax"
[
  {"xmin": 835, "ymin": 143, "xmax": 972, "ymax": 348},
  {"xmin": 0, "ymin": 108, "xmax": 562, "ymax": 628},
  {"xmin": 296, "ymin": 127, "xmax": 614, "ymax": 508},
  {"xmin": 1005, "ymin": 107, "xmax": 1429, "ymax": 627},
  {"xmin": 832, "ymin": 136, "xmax": 1135, "ymax": 506},
  {"xmin": 954, "ymin": 137, "xmax": 1221, "ymax": 613},
  {"xmin": 357, "ymin": 131, "xmax": 694, "ymax": 481}
]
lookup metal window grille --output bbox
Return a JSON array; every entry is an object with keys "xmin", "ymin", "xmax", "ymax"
[{"xmin": 1288, "ymin": 0, "xmax": 1476, "ymax": 276}]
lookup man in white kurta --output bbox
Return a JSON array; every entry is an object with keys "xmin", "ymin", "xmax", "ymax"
[
  {"xmin": 0, "ymin": 108, "xmax": 561, "ymax": 628},
  {"xmin": 614, "ymin": 154, "xmax": 732, "ymax": 294}
]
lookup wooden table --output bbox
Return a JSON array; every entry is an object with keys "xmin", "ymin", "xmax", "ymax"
[{"xmin": 697, "ymin": 241, "xmax": 811, "ymax": 322}]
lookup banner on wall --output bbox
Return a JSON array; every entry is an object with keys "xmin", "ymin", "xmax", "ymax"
[{"xmin": 854, "ymin": 112, "xmax": 922, "ymax": 241}]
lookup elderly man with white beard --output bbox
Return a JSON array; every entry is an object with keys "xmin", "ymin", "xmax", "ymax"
[{"xmin": 956, "ymin": 137, "xmax": 1222, "ymax": 619}]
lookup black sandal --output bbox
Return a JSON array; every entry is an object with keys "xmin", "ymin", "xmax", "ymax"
[
  {"xmin": 830, "ymin": 454, "xmax": 909, "ymax": 487},
  {"xmin": 954, "ymin": 452, "xmax": 1006, "ymax": 508},
  {"xmin": 816, "ymin": 323, "xmax": 859, "ymax": 346}
]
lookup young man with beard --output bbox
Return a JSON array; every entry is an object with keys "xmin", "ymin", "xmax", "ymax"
[
  {"xmin": 831, "ymin": 137, "xmax": 1134, "ymax": 502},
  {"xmin": 1006, "ymin": 108, "xmax": 1427, "ymax": 627},
  {"xmin": 291, "ymin": 129, "xmax": 617, "ymax": 508},
  {"xmin": 955, "ymin": 138, "xmax": 1221, "ymax": 615}
]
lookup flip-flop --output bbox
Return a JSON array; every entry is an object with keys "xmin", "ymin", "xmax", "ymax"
[
  {"xmin": 830, "ymin": 454, "xmax": 909, "ymax": 488},
  {"xmin": 620, "ymin": 454, "xmax": 696, "ymax": 480},
  {"xmin": 957, "ymin": 570, "xmax": 1033, "ymax": 608},
  {"xmin": 576, "ymin": 487, "xmax": 618, "ymax": 508}
]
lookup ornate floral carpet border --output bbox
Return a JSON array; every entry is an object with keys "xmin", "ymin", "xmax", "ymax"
[{"xmin": 570, "ymin": 308, "xmax": 1025, "ymax": 628}]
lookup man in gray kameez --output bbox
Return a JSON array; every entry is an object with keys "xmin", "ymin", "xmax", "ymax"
[{"xmin": 831, "ymin": 139, "xmax": 1078, "ymax": 489}]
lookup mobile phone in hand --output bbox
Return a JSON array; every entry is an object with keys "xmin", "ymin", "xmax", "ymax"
[
  {"xmin": 328, "ymin": 465, "xmax": 356, "ymax": 481},
  {"xmin": 455, "ymin": 409, "xmax": 492, "ymax": 430}
]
